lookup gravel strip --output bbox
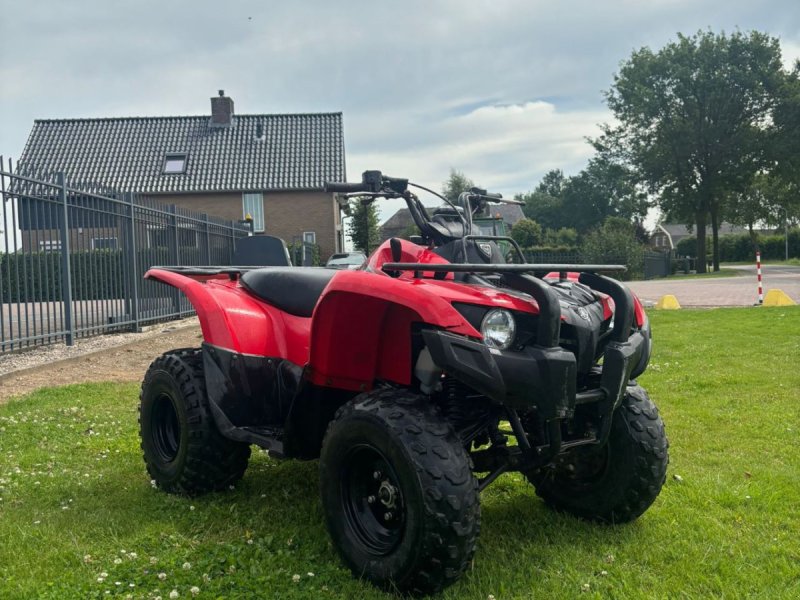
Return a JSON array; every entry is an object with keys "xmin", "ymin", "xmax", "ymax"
[{"xmin": 0, "ymin": 317, "xmax": 200, "ymax": 377}]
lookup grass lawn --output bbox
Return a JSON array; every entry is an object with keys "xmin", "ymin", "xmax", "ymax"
[{"xmin": 1, "ymin": 307, "xmax": 799, "ymax": 599}]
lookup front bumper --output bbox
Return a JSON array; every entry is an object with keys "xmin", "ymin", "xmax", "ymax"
[
  {"xmin": 421, "ymin": 271, "xmax": 647, "ymax": 420},
  {"xmin": 422, "ymin": 327, "xmax": 647, "ymax": 419}
]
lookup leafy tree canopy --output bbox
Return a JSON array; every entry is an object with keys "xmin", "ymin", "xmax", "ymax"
[
  {"xmin": 517, "ymin": 161, "xmax": 647, "ymax": 234},
  {"xmin": 596, "ymin": 29, "xmax": 786, "ymax": 271},
  {"xmin": 442, "ymin": 169, "xmax": 476, "ymax": 203}
]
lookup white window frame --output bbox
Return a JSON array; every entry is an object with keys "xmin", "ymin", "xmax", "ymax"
[
  {"xmin": 163, "ymin": 153, "xmax": 188, "ymax": 174},
  {"xmin": 38, "ymin": 239, "xmax": 62, "ymax": 252},
  {"xmin": 242, "ymin": 193, "xmax": 265, "ymax": 233}
]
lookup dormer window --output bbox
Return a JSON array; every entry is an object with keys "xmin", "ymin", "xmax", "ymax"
[{"xmin": 163, "ymin": 153, "xmax": 187, "ymax": 174}]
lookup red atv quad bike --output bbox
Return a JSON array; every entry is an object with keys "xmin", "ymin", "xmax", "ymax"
[{"xmin": 139, "ymin": 170, "xmax": 668, "ymax": 595}]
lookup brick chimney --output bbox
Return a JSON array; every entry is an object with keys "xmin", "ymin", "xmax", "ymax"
[{"xmin": 210, "ymin": 90, "xmax": 234, "ymax": 127}]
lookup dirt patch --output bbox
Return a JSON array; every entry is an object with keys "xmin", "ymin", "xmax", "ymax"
[{"xmin": 0, "ymin": 324, "xmax": 204, "ymax": 403}]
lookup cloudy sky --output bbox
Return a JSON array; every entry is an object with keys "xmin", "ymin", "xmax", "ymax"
[{"xmin": 1, "ymin": 0, "xmax": 798, "ymax": 223}]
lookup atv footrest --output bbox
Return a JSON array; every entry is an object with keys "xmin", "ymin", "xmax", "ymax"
[{"xmin": 240, "ymin": 425, "xmax": 285, "ymax": 458}]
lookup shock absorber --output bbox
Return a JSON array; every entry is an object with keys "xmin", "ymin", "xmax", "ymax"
[{"xmin": 440, "ymin": 377, "xmax": 495, "ymax": 446}]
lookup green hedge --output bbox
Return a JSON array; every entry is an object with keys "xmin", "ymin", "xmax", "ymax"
[
  {"xmin": 521, "ymin": 246, "xmax": 581, "ymax": 264},
  {"xmin": 286, "ymin": 242, "xmax": 321, "ymax": 267},
  {"xmin": 675, "ymin": 229, "xmax": 799, "ymax": 262},
  {"xmin": 0, "ymin": 248, "xmax": 211, "ymax": 303}
]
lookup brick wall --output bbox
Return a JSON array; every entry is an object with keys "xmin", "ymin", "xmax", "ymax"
[{"xmin": 148, "ymin": 191, "xmax": 340, "ymax": 261}]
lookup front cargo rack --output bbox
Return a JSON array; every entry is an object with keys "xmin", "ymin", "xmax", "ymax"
[{"xmin": 380, "ymin": 263, "xmax": 627, "ymax": 274}]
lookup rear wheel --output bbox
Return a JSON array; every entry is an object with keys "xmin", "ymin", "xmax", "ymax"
[
  {"xmin": 139, "ymin": 348, "xmax": 250, "ymax": 494},
  {"xmin": 528, "ymin": 384, "xmax": 668, "ymax": 523},
  {"xmin": 319, "ymin": 389, "xmax": 480, "ymax": 595}
]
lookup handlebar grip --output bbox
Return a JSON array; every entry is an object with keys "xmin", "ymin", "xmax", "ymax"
[{"xmin": 324, "ymin": 181, "xmax": 370, "ymax": 193}]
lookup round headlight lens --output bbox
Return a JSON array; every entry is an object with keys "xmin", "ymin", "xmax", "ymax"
[{"xmin": 480, "ymin": 309, "xmax": 516, "ymax": 350}]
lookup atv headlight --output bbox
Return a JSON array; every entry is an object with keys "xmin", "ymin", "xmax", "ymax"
[{"xmin": 481, "ymin": 309, "xmax": 516, "ymax": 350}]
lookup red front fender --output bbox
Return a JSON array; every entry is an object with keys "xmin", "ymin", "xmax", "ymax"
[{"xmin": 307, "ymin": 270, "xmax": 479, "ymax": 391}]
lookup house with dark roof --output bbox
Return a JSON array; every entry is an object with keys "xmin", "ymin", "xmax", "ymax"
[
  {"xmin": 650, "ymin": 222, "xmax": 767, "ymax": 251},
  {"xmin": 18, "ymin": 91, "xmax": 347, "ymax": 259}
]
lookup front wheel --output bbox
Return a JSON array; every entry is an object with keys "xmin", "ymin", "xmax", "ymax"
[
  {"xmin": 319, "ymin": 389, "xmax": 480, "ymax": 595},
  {"xmin": 528, "ymin": 384, "xmax": 669, "ymax": 523}
]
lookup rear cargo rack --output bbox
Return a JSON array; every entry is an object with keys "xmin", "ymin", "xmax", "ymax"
[{"xmin": 148, "ymin": 265, "xmax": 264, "ymax": 281}]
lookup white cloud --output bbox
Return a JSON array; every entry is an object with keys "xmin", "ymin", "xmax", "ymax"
[
  {"xmin": 780, "ymin": 39, "xmax": 800, "ymax": 69},
  {"xmin": 346, "ymin": 100, "xmax": 607, "ymax": 222}
]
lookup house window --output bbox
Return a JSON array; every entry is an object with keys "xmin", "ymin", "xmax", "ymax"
[
  {"xmin": 301, "ymin": 231, "xmax": 316, "ymax": 265},
  {"xmin": 163, "ymin": 153, "xmax": 188, "ymax": 174},
  {"xmin": 39, "ymin": 240, "xmax": 62, "ymax": 252},
  {"xmin": 242, "ymin": 193, "xmax": 265, "ymax": 232},
  {"xmin": 92, "ymin": 237, "xmax": 118, "ymax": 250},
  {"xmin": 146, "ymin": 225, "xmax": 199, "ymax": 249}
]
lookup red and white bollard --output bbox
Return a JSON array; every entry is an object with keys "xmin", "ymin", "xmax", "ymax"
[{"xmin": 756, "ymin": 251, "xmax": 763, "ymax": 305}]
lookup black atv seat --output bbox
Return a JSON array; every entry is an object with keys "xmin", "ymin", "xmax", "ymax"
[
  {"xmin": 431, "ymin": 205, "xmax": 466, "ymax": 239},
  {"xmin": 240, "ymin": 267, "xmax": 338, "ymax": 318}
]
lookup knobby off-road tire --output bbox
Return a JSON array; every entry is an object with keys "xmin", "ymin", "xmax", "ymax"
[
  {"xmin": 529, "ymin": 384, "xmax": 669, "ymax": 523},
  {"xmin": 139, "ymin": 348, "xmax": 251, "ymax": 495},
  {"xmin": 319, "ymin": 389, "xmax": 480, "ymax": 595}
]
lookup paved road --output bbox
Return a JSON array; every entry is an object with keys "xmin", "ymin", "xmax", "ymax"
[{"xmin": 627, "ymin": 264, "xmax": 800, "ymax": 307}]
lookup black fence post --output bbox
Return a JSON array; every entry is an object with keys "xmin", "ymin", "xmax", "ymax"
[
  {"xmin": 57, "ymin": 172, "xmax": 75, "ymax": 345},
  {"xmin": 124, "ymin": 192, "xmax": 140, "ymax": 331},
  {"xmin": 169, "ymin": 204, "xmax": 181, "ymax": 317},
  {"xmin": 203, "ymin": 213, "xmax": 211, "ymax": 265}
]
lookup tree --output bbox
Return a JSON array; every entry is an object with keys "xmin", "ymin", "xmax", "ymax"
[
  {"xmin": 560, "ymin": 157, "xmax": 648, "ymax": 233},
  {"xmin": 773, "ymin": 63, "xmax": 800, "ymax": 190},
  {"xmin": 442, "ymin": 169, "xmax": 476, "ymax": 203},
  {"xmin": 510, "ymin": 218, "xmax": 543, "ymax": 248},
  {"xmin": 347, "ymin": 199, "xmax": 380, "ymax": 254},
  {"xmin": 518, "ymin": 164, "xmax": 647, "ymax": 234},
  {"xmin": 726, "ymin": 173, "xmax": 782, "ymax": 249},
  {"xmin": 536, "ymin": 169, "xmax": 566, "ymax": 197},
  {"xmin": 518, "ymin": 190, "xmax": 566, "ymax": 230},
  {"xmin": 598, "ymin": 30, "xmax": 785, "ymax": 272}
]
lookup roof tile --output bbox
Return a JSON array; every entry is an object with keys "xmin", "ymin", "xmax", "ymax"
[{"xmin": 19, "ymin": 113, "xmax": 345, "ymax": 193}]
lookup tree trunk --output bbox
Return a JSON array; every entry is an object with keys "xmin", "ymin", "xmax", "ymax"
[
  {"xmin": 696, "ymin": 211, "xmax": 707, "ymax": 274},
  {"xmin": 748, "ymin": 223, "xmax": 759, "ymax": 253},
  {"xmin": 710, "ymin": 206, "xmax": 720, "ymax": 272}
]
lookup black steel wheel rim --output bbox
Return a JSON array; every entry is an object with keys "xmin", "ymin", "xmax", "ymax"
[
  {"xmin": 340, "ymin": 444, "xmax": 406, "ymax": 556},
  {"xmin": 151, "ymin": 392, "xmax": 181, "ymax": 463},
  {"xmin": 551, "ymin": 443, "xmax": 611, "ymax": 490}
]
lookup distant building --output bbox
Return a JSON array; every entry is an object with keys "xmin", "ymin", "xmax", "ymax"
[
  {"xmin": 380, "ymin": 208, "xmax": 416, "ymax": 241},
  {"xmin": 17, "ymin": 91, "xmax": 347, "ymax": 258},
  {"xmin": 651, "ymin": 222, "xmax": 758, "ymax": 251}
]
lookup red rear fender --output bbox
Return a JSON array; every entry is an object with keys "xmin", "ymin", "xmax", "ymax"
[{"xmin": 144, "ymin": 269, "xmax": 308, "ymax": 361}]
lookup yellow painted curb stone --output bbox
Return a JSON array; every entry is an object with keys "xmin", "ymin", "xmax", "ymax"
[
  {"xmin": 763, "ymin": 289, "xmax": 797, "ymax": 306},
  {"xmin": 656, "ymin": 295, "xmax": 681, "ymax": 310}
]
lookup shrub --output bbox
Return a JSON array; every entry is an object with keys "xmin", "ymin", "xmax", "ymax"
[{"xmin": 580, "ymin": 217, "xmax": 645, "ymax": 280}]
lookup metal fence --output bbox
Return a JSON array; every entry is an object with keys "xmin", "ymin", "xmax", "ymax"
[{"xmin": 0, "ymin": 158, "xmax": 250, "ymax": 352}]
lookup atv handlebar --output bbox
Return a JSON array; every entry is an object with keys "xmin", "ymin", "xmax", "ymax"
[
  {"xmin": 324, "ymin": 170, "xmax": 409, "ymax": 196},
  {"xmin": 324, "ymin": 181, "xmax": 374, "ymax": 193}
]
